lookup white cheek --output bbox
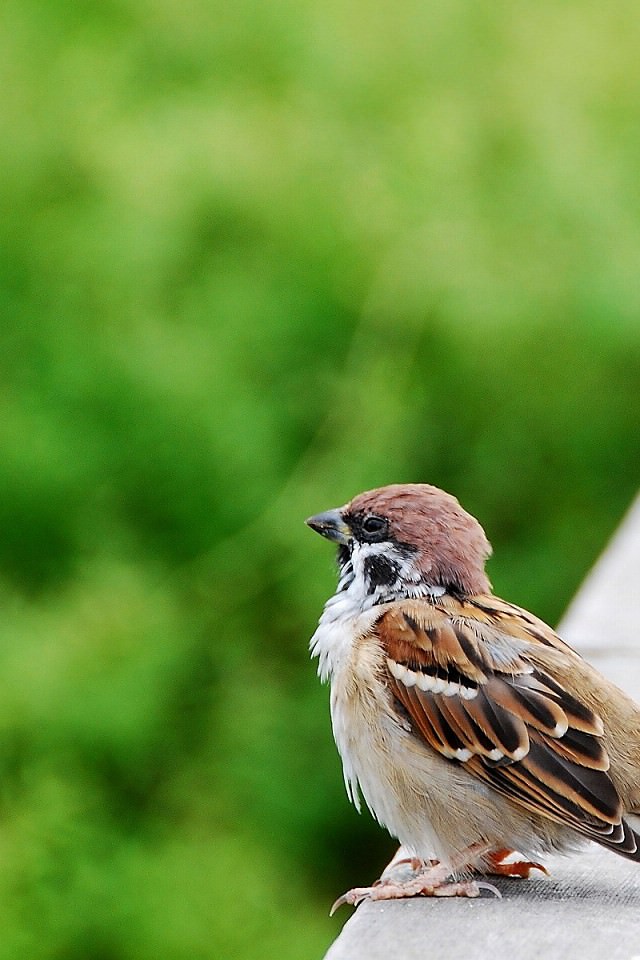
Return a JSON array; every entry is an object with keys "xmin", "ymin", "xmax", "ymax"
[{"xmin": 349, "ymin": 542, "xmax": 379, "ymax": 593}]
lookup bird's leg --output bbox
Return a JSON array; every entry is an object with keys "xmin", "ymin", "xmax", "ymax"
[
  {"xmin": 387, "ymin": 846, "xmax": 546, "ymax": 879},
  {"xmin": 391, "ymin": 855, "xmax": 438, "ymax": 872},
  {"xmin": 330, "ymin": 851, "xmax": 500, "ymax": 914}
]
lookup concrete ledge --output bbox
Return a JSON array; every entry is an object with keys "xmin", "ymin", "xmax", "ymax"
[
  {"xmin": 325, "ymin": 847, "xmax": 640, "ymax": 960},
  {"xmin": 324, "ymin": 493, "xmax": 640, "ymax": 960}
]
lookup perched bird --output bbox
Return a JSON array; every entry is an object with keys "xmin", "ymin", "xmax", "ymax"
[{"xmin": 306, "ymin": 483, "xmax": 640, "ymax": 908}]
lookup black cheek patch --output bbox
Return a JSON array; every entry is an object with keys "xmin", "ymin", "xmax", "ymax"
[
  {"xmin": 363, "ymin": 554, "xmax": 399, "ymax": 590},
  {"xmin": 336, "ymin": 544, "xmax": 351, "ymax": 569}
]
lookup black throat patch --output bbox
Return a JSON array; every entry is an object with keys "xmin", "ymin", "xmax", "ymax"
[{"xmin": 363, "ymin": 553, "xmax": 400, "ymax": 592}]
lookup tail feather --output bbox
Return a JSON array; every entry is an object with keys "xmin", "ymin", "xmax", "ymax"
[{"xmin": 596, "ymin": 816, "xmax": 640, "ymax": 862}]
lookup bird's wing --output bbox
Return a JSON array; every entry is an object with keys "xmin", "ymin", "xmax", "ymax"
[{"xmin": 376, "ymin": 595, "xmax": 640, "ymax": 859}]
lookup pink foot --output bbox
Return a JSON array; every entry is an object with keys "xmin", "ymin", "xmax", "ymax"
[{"xmin": 330, "ymin": 861, "xmax": 500, "ymax": 914}]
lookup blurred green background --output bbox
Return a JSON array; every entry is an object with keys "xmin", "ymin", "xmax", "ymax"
[{"xmin": 1, "ymin": 1, "xmax": 640, "ymax": 957}]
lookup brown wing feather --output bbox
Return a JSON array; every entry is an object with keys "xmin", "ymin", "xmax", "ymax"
[{"xmin": 378, "ymin": 597, "xmax": 640, "ymax": 860}]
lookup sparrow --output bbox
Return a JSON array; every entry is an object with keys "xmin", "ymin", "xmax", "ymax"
[{"xmin": 306, "ymin": 483, "xmax": 640, "ymax": 908}]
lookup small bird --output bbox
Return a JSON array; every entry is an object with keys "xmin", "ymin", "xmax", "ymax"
[{"xmin": 306, "ymin": 483, "xmax": 640, "ymax": 908}]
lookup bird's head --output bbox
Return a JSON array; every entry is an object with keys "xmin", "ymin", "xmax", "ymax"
[{"xmin": 306, "ymin": 483, "xmax": 492, "ymax": 602}]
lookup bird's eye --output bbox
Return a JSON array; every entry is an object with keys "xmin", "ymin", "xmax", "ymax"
[{"xmin": 361, "ymin": 514, "xmax": 389, "ymax": 541}]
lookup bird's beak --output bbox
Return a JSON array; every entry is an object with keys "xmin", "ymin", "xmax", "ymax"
[{"xmin": 305, "ymin": 508, "xmax": 352, "ymax": 544}]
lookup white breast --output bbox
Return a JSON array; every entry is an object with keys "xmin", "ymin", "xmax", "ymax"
[
  {"xmin": 310, "ymin": 592, "xmax": 382, "ymax": 807},
  {"xmin": 310, "ymin": 587, "xmax": 447, "ymax": 856}
]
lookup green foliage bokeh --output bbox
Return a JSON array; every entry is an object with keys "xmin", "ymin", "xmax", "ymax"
[{"xmin": 1, "ymin": 1, "xmax": 640, "ymax": 957}]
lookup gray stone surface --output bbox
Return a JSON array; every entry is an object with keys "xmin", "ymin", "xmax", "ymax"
[
  {"xmin": 324, "ymin": 493, "xmax": 640, "ymax": 960},
  {"xmin": 326, "ymin": 847, "xmax": 640, "ymax": 960}
]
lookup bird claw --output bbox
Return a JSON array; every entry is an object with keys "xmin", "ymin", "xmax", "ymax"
[
  {"xmin": 488, "ymin": 860, "xmax": 548, "ymax": 879},
  {"xmin": 330, "ymin": 887, "xmax": 376, "ymax": 915},
  {"xmin": 475, "ymin": 880, "xmax": 502, "ymax": 898},
  {"xmin": 485, "ymin": 848, "xmax": 549, "ymax": 879}
]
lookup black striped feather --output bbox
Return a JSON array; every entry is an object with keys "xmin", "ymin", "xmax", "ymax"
[
  {"xmin": 462, "ymin": 688, "xmax": 529, "ymax": 758},
  {"xmin": 539, "ymin": 727, "xmax": 609, "ymax": 771},
  {"xmin": 529, "ymin": 669, "xmax": 605, "ymax": 734}
]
